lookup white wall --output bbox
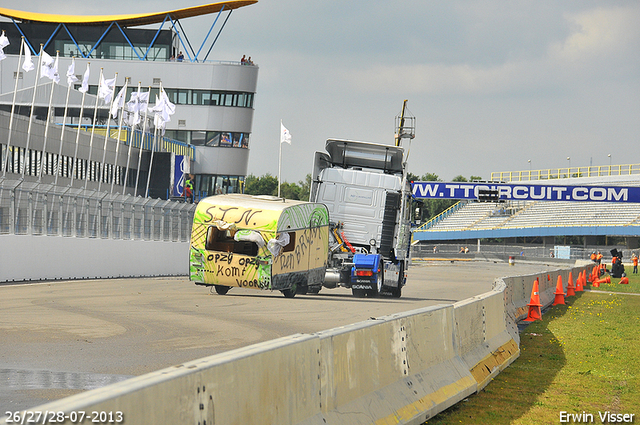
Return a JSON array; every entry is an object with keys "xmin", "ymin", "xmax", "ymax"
[{"xmin": 0, "ymin": 235, "xmax": 189, "ymax": 282}]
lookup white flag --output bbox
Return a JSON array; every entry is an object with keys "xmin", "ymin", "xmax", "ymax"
[
  {"xmin": 0, "ymin": 31, "xmax": 9, "ymax": 49},
  {"xmin": 110, "ymin": 85, "xmax": 127, "ymax": 119},
  {"xmin": 22, "ymin": 39, "xmax": 34, "ymax": 72},
  {"xmin": 40, "ymin": 50, "xmax": 55, "ymax": 80},
  {"xmin": 150, "ymin": 88, "xmax": 175, "ymax": 124},
  {"xmin": 78, "ymin": 63, "xmax": 90, "ymax": 93},
  {"xmin": 52, "ymin": 54, "xmax": 60, "ymax": 84},
  {"xmin": 98, "ymin": 74, "xmax": 116, "ymax": 104},
  {"xmin": 66, "ymin": 58, "xmax": 79, "ymax": 86},
  {"xmin": 0, "ymin": 31, "xmax": 8, "ymax": 61},
  {"xmin": 151, "ymin": 95, "xmax": 168, "ymax": 135},
  {"xmin": 127, "ymin": 91, "xmax": 149, "ymax": 127},
  {"xmin": 280, "ymin": 122, "xmax": 291, "ymax": 144}
]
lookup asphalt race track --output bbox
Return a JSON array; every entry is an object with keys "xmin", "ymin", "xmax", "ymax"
[{"xmin": 0, "ymin": 260, "xmax": 558, "ymax": 412}]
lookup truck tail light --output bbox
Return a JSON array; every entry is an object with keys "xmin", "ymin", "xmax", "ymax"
[{"xmin": 355, "ymin": 270, "xmax": 373, "ymax": 277}]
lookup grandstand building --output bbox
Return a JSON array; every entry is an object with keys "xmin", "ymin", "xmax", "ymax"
[
  {"xmin": 0, "ymin": 1, "xmax": 258, "ymax": 198},
  {"xmin": 412, "ymin": 167, "xmax": 640, "ymax": 260}
]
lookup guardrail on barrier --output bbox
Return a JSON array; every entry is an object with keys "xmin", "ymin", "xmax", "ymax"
[{"xmin": 1, "ymin": 263, "xmax": 596, "ymax": 425}]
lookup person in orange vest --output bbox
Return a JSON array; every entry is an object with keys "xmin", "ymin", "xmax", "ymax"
[
  {"xmin": 596, "ymin": 252, "xmax": 603, "ymax": 264},
  {"xmin": 632, "ymin": 253, "xmax": 638, "ymax": 274},
  {"xmin": 590, "ymin": 252, "xmax": 596, "ymax": 262}
]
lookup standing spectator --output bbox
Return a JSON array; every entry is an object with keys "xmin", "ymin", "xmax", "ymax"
[
  {"xmin": 177, "ymin": 51, "xmax": 184, "ymax": 62},
  {"xmin": 240, "ymin": 55, "xmax": 246, "ymax": 64},
  {"xmin": 185, "ymin": 174, "xmax": 194, "ymax": 203},
  {"xmin": 632, "ymin": 253, "xmax": 638, "ymax": 274}
]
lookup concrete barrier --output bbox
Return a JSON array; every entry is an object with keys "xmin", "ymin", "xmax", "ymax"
[
  {"xmin": 0, "ymin": 235, "xmax": 188, "ymax": 282},
  {"xmin": 2, "ymin": 263, "xmax": 594, "ymax": 425},
  {"xmin": 307, "ymin": 306, "xmax": 476, "ymax": 424}
]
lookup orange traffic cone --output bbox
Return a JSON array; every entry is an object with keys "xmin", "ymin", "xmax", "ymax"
[
  {"xmin": 553, "ymin": 275, "xmax": 565, "ymax": 306},
  {"xmin": 594, "ymin": 276, "xmax": 611, "ymax": 285},
  {"xmin": 567, "ymin": 271, "xmax": 576, "ymax": 297},
  {"xmin": 620, "ymin": 277, "xmax": 629, "ymax": 285},
  {"xmin": 576, "ymin": 271, "xmax": 584, "ymax": 292},
  {"xmin": 524, "ymin": 279, "xmax": 543, "ymax": 322}
]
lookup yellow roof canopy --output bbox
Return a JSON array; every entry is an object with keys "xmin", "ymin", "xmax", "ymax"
[{"xmin": 0, "ymin": 1, "xmax": 257, "ymax": 27}]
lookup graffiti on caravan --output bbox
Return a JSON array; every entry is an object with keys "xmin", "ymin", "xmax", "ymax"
[{"xmin": 410, "ymin": 182, "xmax": 640, "ymax": 203}]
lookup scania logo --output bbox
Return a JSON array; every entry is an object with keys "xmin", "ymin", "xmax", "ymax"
[{"xmin": 352, "ymin": 284, "xmax": 372, "ymax": 290}]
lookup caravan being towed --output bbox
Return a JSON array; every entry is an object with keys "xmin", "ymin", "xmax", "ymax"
[{"xmin": 189, "ymin": 194, "xmax": 330, "ymax": 297}]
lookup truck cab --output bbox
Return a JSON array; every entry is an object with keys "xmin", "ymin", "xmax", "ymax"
[{"xmin": 310, "ymin": 139, "xmax": 412, "ymax": 297}]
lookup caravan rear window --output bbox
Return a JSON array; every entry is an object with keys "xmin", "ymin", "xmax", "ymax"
[{"xmin": 205, "ymin": 226, "xmax": 259, "ymax": 256}]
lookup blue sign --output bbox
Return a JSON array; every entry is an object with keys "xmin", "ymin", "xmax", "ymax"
[
  {"xmin": 172, "ymin": 155, "xmax": 188, "ymax": 197},
  {"xmin": 411, "ymin": 182, "xmax": 640, "ymax": 203}
]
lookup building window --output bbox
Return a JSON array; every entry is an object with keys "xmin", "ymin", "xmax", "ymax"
[{"xmin": 195, "ymin": 175, "xmax": 245, "ymax": 197}]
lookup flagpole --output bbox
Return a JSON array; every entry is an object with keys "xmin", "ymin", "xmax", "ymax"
[
  {"xmin": 145, "ymin": 125, "xmax": 158, "ymax": 198},
  {"xmin": 83, "ymin": 68, "xmax": 106, "ymax": 190},
  {"xmin": 278, "ymin": 120, "xmax": 282, "ymax": 198},
  {"xmin": 123, "ymin": 82, "xmax": 141, "ymax": 195},
  {"xmin": 55, "ymin": 58, "xmax": 75, "ymax": 186},
  {"xmin": 134, "ymin": 86, "xmax": 151, "ymax": 197},
  {"xmin": 69, "ymin": 69, "xmax": 89, "ymax": 188},
  {"xmin": 145, "ymin": 83, "xmax": 165, "ymax": 198},
  {"xmin": 145, "ymin": 84, "xmax": 161, "ymax": 198},
  {"xmin": 2, "ymin": 37, "xmax": 25, "ymax": 178},
  {"xmin": 110, "ymin": 80, "xmax": 128, "ymax": 194},
  {"xmin": 38, "ymin": 50, "xmax": 59, "ymax": 181},
  {"xmin": 97, "ymin": 73, "xmax": 117, "ymax": 192},
  {"xmin": 22, "ymin": 44, "xmax": 44, "ymax": 179}
]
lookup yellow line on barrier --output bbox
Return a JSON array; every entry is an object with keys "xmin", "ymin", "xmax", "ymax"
[
  {"xmin": 374, "ymin": 375, "xmax": 477, "ymax": 425},
  {"xmin": 470, "ymin": 338, "xmax": 519, "ymax": 389}
]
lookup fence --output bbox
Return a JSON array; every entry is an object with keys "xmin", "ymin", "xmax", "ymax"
[
  {"xmin": 413, "ymin": 243, "xmax": 630, "ymax": 261},
  {"xmin": 0, "ymin": 179, "xmax": 195, "ymax": 242},
  {"xmin": 491, "ymin": 163, "xmax": 640, "ymax": 182}
]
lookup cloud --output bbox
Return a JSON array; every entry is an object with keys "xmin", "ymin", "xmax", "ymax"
[{"xmin": 553, "ymin": 5, "xmax": 640, "ymax": 61}]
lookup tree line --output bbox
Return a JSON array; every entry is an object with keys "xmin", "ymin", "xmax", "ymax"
[{"xmin": 244, "ymin": 172, "xmax": 483, "ymax": 223}]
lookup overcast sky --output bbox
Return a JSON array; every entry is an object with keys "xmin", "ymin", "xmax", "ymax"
[{"xmin": 6, "ymin": 1, "xmax": 640, "ymax": 183}]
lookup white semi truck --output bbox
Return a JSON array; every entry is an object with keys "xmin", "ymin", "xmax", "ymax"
[
  {"xmin": 309, "ymin": 103, "xmax": 414, "ymax": 297},
  {"xmin": 309, "ymin": 138, "xmax": 412, "ymax": 297}
]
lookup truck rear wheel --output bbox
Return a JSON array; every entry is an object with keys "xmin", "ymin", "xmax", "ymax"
[
  {"xmin": 214, "ymin": 285, "xmax": 230, "ymax": 295},
  {"xmin": 367, "ymin": 261, "xmax": 384, "ymax": 297},
  {"xmin": 281, "ymin": 281, "xmax": 298, "ymax": 298}
]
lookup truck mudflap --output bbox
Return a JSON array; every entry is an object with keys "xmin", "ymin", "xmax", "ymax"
[{"xmin": 383, "ymin": 261, "xmax": 402, "ymax": 288}]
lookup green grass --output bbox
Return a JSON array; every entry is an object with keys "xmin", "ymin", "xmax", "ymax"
[
  {"xmin": 591, "ymin": 265, "xmax": 640, "ymax": 293},
  {"xmin": 425, "ymin": 286, "xmax": 640, "ymax": 424}
]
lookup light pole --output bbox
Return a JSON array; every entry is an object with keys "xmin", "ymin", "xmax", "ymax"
[
  {"xmin": 567, "ymin": 157, "xmax": 571, "ymax": 177},
  {"xmin": 608, "ymin": 153, "xmax": 611, "ymax": 167}
]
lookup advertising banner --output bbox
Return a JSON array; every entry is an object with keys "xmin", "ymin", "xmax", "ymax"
[
  {"xmin": 411, "ymin": 182, "xmax": 640, "ymax": 203},
  {"xmin": 171, "ymin": 154, "xmax": 190, "ymax": 197}
]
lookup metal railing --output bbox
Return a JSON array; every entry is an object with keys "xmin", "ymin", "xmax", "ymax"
[
  {"xmin": 412, "ymin": 243, "xmax": 631, "ymax": 261},
  {"xmin": 491, "ymin": 164, "xmax": 640, "ymax": 182},
  {"xmin": 414, "ymin": 201, "xmax": 465, "ymax": 231},
  {"xmin": 0, "ymin": 179, "xmax": 195, "ymax": 241}
]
